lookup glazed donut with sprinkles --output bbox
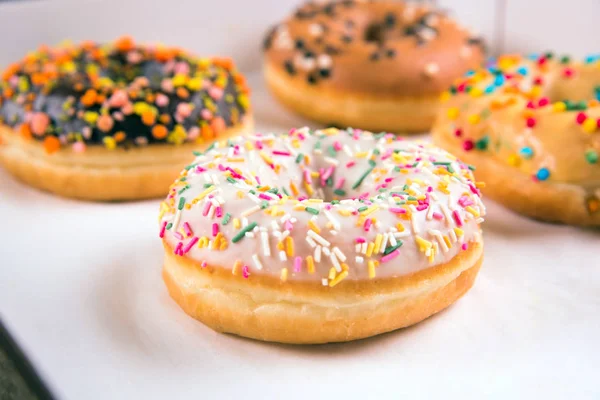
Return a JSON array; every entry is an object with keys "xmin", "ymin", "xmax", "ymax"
[
  {"xmin": 0, "ymin": 37, "xmax": 252, "ymax": 201},
  {"xmin": 263, "ymin": 0, "xmax": 485, "ymax": 133},
  {"xmin": 159, "ymin": 127, "xmax": 486, "ymax": 344},
  {"xmin": 433, "ymin": 52, "xmax": 600, "ymax": 226}
]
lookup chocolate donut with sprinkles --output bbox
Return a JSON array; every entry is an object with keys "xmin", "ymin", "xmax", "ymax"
[
  {"xmin": 263, "ymin": 0, "xmax": 485, "ymax": 133},
  {"xmin": 433, "ymin": 52, "xmax": 600, "ymax": 226},
  {"xmin": 0, "ymin": 37, "xmax": 252, "ymax": 201},
  {"xmin": 159, "ymin": 127, "xmax": 486, "ymax": 344}
]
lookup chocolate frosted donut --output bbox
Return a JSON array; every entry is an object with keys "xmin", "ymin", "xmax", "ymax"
[
  {"xmin": 0, "ymin": 37, "xmax": 252, "ymax": 200},
  {"xmin": 263, "ymin": 0, "xmax": 484, "ymax": 133}
]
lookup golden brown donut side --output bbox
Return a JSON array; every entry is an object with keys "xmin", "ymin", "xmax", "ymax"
[
  {"xmin": 0, "ymin": 120, "xmax": 252, "ymax": 201},
  {"xmin": 265, "ymin": 62, "xmax": 438, "ymax": 132},
  {"xmin": 162, "ymin": 240, "xmax": 483, "ymax": 344}
]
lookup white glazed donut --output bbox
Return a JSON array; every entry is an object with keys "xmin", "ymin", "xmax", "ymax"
[{"xmin": 159, "ymin": 127, "xmax": 486, "ymax": 344}]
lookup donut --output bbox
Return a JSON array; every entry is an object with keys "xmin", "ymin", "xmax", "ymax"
[
  {"xmin": 0, "ymin": 37, "xmax": 252, "ymax": 201},
  {"xmin": 263, "ymin": 0, "xmax": 485, "ymax": 133},
  {"xmin": 432, "ymin": 53, "xmax": 600, "ymax": 226},
  {"xmin": 158, "ymin": 127, "xmax": 486, "ymax": 344}
]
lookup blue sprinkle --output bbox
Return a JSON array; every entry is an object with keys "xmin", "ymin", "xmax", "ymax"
[
  {"xmin": 527, "ymin": 54, "xmax": 539, "ymax": 61},
  {"xmin": 494, "ymin": 75, "xmax": 505, "ymax": 86},
  {"xmin": 465, "ymin": 70, "xmax": 475, "ymax": 77},
  {"xmin": 517, "ymin": 67, "xmax": 528, "ymax": 76},
  {"xmin": 484, "ymin": 85, "xmax": 495, "ymax": 94},
  {"xmin": 520, "ymin": 147, "xmax": 534, "ymax": 159},
  {"xmin": 536, "ymin": 167, "xmax": 550, "ymax": 181},
  {"xmin": 584, "ymin": 54, "xmax": 600, "ymax": 64}
]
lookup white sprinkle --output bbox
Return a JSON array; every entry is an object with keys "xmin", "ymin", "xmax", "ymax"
[
  {"xmin": 429, "ymin": 229, "xmax": 449, "ymax": 253},
  {"xmin": 324, "ymin": 210, "xmax": 341, "ymax": 231},
  {"xmin": 322, "ymin": 246, "xmax": 331, "ymax": 257},
  {"xmin": 279, "ymin": 250, "xmax": 287, "ymax": 261},
  {"xmin": 361, "ymin": 242, "xmax": 368, "ymax": 254},
  {"xmin": 203, "ymin": 173, "xmax": 211, "ymax": 183},
  {"xmin": 280, "ymin": 230, "xmax": 290, "ymax": 240},
  {"xmin": 424, "ymin": 62, "xmax": 440, "ymax": 77},
  {"xmin": 324, "ymin": 156, "xmax": 340, "ymax": 166},
  {"xmin": 389, "ymin": 233, "xmax": 397, "ymax": 247},
  {"xmin": 440, "ymin": 204, "xmax": 452, "ymax": 227},
  {"xmin": 355, "ymin": 256, "xmax": 364, "ymax": 264},
  {"xmin": 306, "ymin": 236, "xmax": 317, "ymax": 248},
  {"xmin": 247, "ymin": 193, "xmax": 261, "ymax": 204},
  {"xmin": 172, "ymin": 209, "xmax": 182, "ymax": 232},
  {"xmin": 332, "ymin": 246, "xmax": 346, "ymax": 262},
  {"xmin": 426, "ymin": 205, "xmax": 435, "ymax": 220},
  {"xmin": 252, "ymin": 254, "xmax": 263, "ymax": 270},
  {"xmin": 329, "ymin": 230, "xmax": 338, "ymax": 236},
  {"xmin": 207, "ymin": 204, "xmax": 216, "ymax": 219},
  {"xmin": 343, "ymin": 145, "xmax": 353, "ymax": 157},
  {"xmin": 476, "ymin": 217, "xmax": 485, "ymax": 224},
  {"xmin": 394, "ymin": 231, "xmax": 412, "ymax": 238},
  {"xmin": 307, "ymin": 229, "xmax": 331, "ymax": 247},
  {"xmin": 271, "ymin": 220, "xmax": 280, "ymax": 231},
  {"xmin": 322, "ymin": 278, "xmax": 328, "ymax": 286},
  {"xmin": 211, "ymin": 174, "xmax": 220, "ymax": 184},
  {"xmin": 261, "ymin": 231, "xmax": 271, "ymax": 256},
  {"xmin": 410, "ymin": 213, "xmax": 418, "ymax": 234},
  {"xmin": 380, "ymin": 233, "xmax": 389, "ymax": 254},
  {"xmin": 242, "ymin": 217, "xmax": 249, "ymax": 227},
  {"xmin": 355, "ymin": 243, "xmax": 361, "ymax": 252},
  {"xmin": 308, "ymin": 23, "xmax": 324, "ymax": 36},
  {"xmin": 449, "ymin": 229, "xmax": 458, "ymax": 244},
  {"xmin": 315, "ymin": 245, "xmax": 322, "ymax": 263},
  {"xmin": 330, "ymin": 253, "xmax": 342, "ymax": 272},
  {"xmin": 280, "ymin": 213, "xmax": 291, "ymax": 223},
  {"xmin": 245, "ymin": 232, "xmax": 255, "ymax": 239}
]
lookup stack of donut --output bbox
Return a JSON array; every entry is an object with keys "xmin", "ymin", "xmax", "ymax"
[
  {"xmin": 263, "ymin": 0, "xmax": 485, "ymax": 133},
  {"xmin": 0, "ymin": 37, "xmax": 252, "ymax": 200},
  {"xmin": 433, "ymin": 53, "xmax": 600, "ymax": 226}
]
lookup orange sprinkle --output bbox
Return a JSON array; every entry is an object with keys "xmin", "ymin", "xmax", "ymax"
[
  {"xmin": 285, "ymin": 236, "xmax": 294, "ymax": 257},
  {"xmin": 19, "ymin": 123, "xmax": 32, "ymax": 140},
  {"xmin": 201, "ymin": 125, "xmax": 214, "ymax": 140},
  {"xmin": 80, "ymin": 89, "xmax": 97, "ymax": 107},
  {"xmin": 114, "ymin": 36, "xmax": 135, "ymax": 52},
  {"xmin": 114, "ymin": 131, "xmax": 126, "ymax": 142},
  {"xmin": 152, "ymin": 125, "xmax": 168, "ymax": 139},
  {"xmin": 43, "ymin": 136, "xmax": 61, "ymax": 154},
  {"xmin": 141, "ymin": 110, "xmax": 156, "ymax": 126}
]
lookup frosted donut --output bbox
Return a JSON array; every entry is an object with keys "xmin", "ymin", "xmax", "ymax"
[
  {"xmin": 158, "ymin": 127, "xmax": 486, "ymax": 344},
  {"xmin": 263, "ymin": 0, "xmax": 485, "ymax": 133},
  {"xmin": 0, "ymin": 37, "xmax": 252, "ymax": 201},
  {"xmin": 432, "ymin": 53, "xmax": 600, "ymax": 226}
]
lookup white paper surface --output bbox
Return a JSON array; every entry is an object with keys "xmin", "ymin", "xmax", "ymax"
[{"xmin": 1, "ymin": 72, "xmax": 599, "ymax": 400}]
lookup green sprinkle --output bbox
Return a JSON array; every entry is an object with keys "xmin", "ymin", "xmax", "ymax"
[
  {"xmin": 334, "ymin": 189, "xmax": 346, "ymax": 196},
  {"xmin": 178, "ymin": 185, "xmax": 190, "ymax": 195},
  {"xmin": 222, "ymin": 213, "xmax": 232, "ymax": 225},
  {"xmin": 475, "ymin": 135, "xmax": 490, "ymax": 150},
  {"xmin": 231, "ymin": 222, "xmax": 258, "ymax": 243},
  {"xmin": 352, "ymin": 166, "xmax": 374, "ymax": 189},
  {"xmin": 282, "ymin": 187, "xmax": 290, "ymax": 196},
  {"xmin": 331, "ymin": 200, "xmax": 340, "ymax": 205},
  {"xmin": 585, "ymin": 150, "xmax": 598, "ymax": 164},
  {"xmin": 373, "ymin": 148, "xmax": 381, "ymax": 155},
  {"xmin": 178, "ymin": 197, "xmax": 186, "ymax": 210},
  {"xmin": 192, "ymin": 151, "xmax": 202, "ymax": 156},
  {"xmin": 226, "ymin": 177, "xmax": 237, "ymax": 184},
  {"xmin": 560, "ymin": 55, "xmax": 571, "ymax": 64},
  {"xmin": 314, "ymin": 141, "xmax": 322, "ymax": 150},
  {"xmin": 468, "ymin": 164, "xmax": 476, "ymax": 171},
  {"xmin": 357, "ymin": 206, "xmax": 368, "ymax": 212},
  {"xmin": 433, "ymin": 161, "xmax": 451, "ymax": 166},
  {"xmin": 368, "ymin": 159, "xmax": 376, "ymax": 167},
  {"xmin": 295, "ymin": 153, "xmax": 304, "ymax": 163},
  {"xmin": 166, "ymin": 222, "xmax": 173, "ymax": 230},
  {"xmin": 447, "ymin": 164, "xmax": 455, "ymax": 174},
  {"xmin": 407, "ymin": 196, "xmax": 417, "ymax": 201},
  {"xmin": 203, "ymin": 183, "xmax": 213, "ymax": 188},
  {"xmin": 305, "ymin": 206, "xmax": 320, "ymax": 215},
  {"xmin": 393, "ymin": 166, "xmax": 401, "ymax": 172},
  {"xmin": 184, "ymin": 164, "xmax": 194, "ymax": 170},
  {"xmin": 383, "ymin": 241, "xmax": 403, "ymax": 255},
  {"xmin": 260, "ymin": 201, "xmax": 269, "ymax": 209},
  {"xmin": 327, "ymin": 145, "xmax": 337, "ymax": 157},
  {"xmin": 326, "ymin": 177, "xmax": 333, "ymax": 187}
]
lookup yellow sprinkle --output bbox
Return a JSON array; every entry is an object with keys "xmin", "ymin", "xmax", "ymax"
[
  {"xmin": 260, "ymin": 151, "xmax": 274, "ymax": 166},
  {"xmin": 552, "ymin": 102, "xmax": 566, "ymax": 112},
  {"xmin": 354, "ymin": 151, "xmax": 368, "ymax": 158},
  {"xmin": 507, "ymin": 154, "xmax": 521, "ymax": 167},
  {"xmin": 233, "ymin": 218, "xmax": 241, "ymax": 229},
  {"xmin": 329, "ymin": 271, "xmax": 348, "ymax": 287},
  {"xmin": 308, "ymin": 220, "xmax": 321, "ymax": 234},
  {"xmin": 236, "ymin": 191, "xmax": 245, "ymax": 199},
  {"xmin": 198, "ymin": 236, "xmax": 209, "ymax": 248},
  {"xmin": 341, "ymin": 263, "xmax": 349, "ymax": 272},
  {"xmin": 322, "ymin": 127, "xmax": 339, "ymax": 135},
  {"xmin": 306, "ymin": 256, "xmax": 315, "ymax": 274},
  {"xmin": 373, "ymin": 234, "xmax": 383, "ymax": 254},
  {"xmin": 582, "ymin": 118, "xmax": 597, "ymax": 133},
  {"xmin": 415, "ymin": 236, "xmax": 433, "ymax": 252},
  {"xmin": 277, "ymin": 241, "xmax": 284, "ymax": 251},
  {"xmin": 469, "ymin": 87, "xmax": 483, "ymax": 97},
  {"xmin": 212, "ymin": 233, "xmax": 223, "ymax": 249},
  {"xmin": 467, "ymin": 114, "xmax": 481, "ymax": 125},
  {"xmin": 443, "ymin": 236, "xmax": 452, "ymax": 249},
  {"xmin": 465, "ymin": 206, "xmax": 480, "ymax": 217},
  {"xmin": 338, "ymin": 209, "xmax": 352, "ymax": 217},
  {"xmin": 195, "ymin": 185, "xmax": 216, "ymax": 201},
  {"xmin": 280, "ymin": 268, "xmax": 288, "ymax": 282},
  {"xmin": 363, "ymin": 206, "xmax": 379, "ymax": 216},
  {"xmin": 244, "ymin": 141, "xmax": 254, "ymax": 150},
  {"xmin": 304, "ymin": 182, "xmax": 314, "ymax": 196},
  {"xmin": 475, "ymin": 181, "xmax": 486, "ymax": 188},
  {"xmin": 439, "ymin": 91, "xmax": 451, "ymax": 102},
  {"xmin": 232, "ymin": 260, "xmax": 242, "ymax": 275},
  {"xmin": 366, "ymin": 242, "xmax": 375, "ymax": 257},
  {"xmin": 219, "ymin": 241, "xmax": 228, "ymax": 251},
  {"xmin": 285, "ymin": 236, "xmax": 294, "ymax": 257},
  {"xmin": 368, "ymin": 261, "xmax": 376, "ymax": 279},
  {"xmin": 454, "ymin": 227, "xmax": 464, "ymax": 237},
  {"xmin": 396, "ymin": 223, "xmax": 405, "ymax": 232},
  {"xmin": 290, "ymin": 182, "xmax": 299, "ymax": 196},
  {"xmin": 308, "ymin": 198, "xmax": 323, "ymax": 203},
  {"xmin": 328, "ymin": 267, "xmax": 336, "ymax": 280},
  {"xmin": 226, "ymin": 157, "xmax": 245, "ymax": 162}
]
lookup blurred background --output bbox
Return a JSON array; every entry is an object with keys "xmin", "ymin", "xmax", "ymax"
[{"xmin": 0, "ymin": 0, "xmax": 598, "ymax": 74}]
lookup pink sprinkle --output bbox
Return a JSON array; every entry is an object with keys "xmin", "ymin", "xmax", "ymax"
[
  {"xmin": 563, "ymin": 68, "xmax": 574, "ymax": 78},
  {"xmin": 381, "ymin": 149, "xmax": 393, "ymax": 160},
  {"xmin": 453, "ymin": 210, "xmax": 464, "ymax": 227},
  {"xmin": 242, "ymin": 266, "xmax": 250, "ymax": 279},
  {"xmin": 469, "ymin": 184, "xmax": 480, "ymax": 195},
  {"xmin": 364, "ymin": 218, "xmax": 372, "ymax": 232},
  {"xmin": 458, "ymin": 196, "xmax": 474, "ymax": 207},
  {"xmin": 212, "ymin": 223, "xmax": 219, "ymax": 237},
  {"xmin": 215, "ymin": 206, "xmax": 223, "ymax": 218},
  {"xmin": 381, "ymin": 250, "xmax": 400, "ymax": 263},
  {"xmin": 159, "ymin": 221, "xmax": 167, "ymax": 238},
  {"xmin": 255, "ymin": 141, "xmax": 263, "ymax": 149},
  {"xmin": 416, "ymin": 204, "xmax": 428, "ymax": 212},
  {"xmin": 432, "ymin": 212, "xmax": 444, "ymax": 220},
  {"xmin": 202, "ymin": 202, "xmax": 212, "ymax": 217},
  {"xmin": 461, "ymin": 243, "xmax": 468, "ymax": 251},
  {"xmin": 183, "ymin": 237, "xmax": 199, "ymax": 254},
  {"xmin": 322, "ymin": 166, "xmax": 334, "ymax": 182},
  {"xmin": 346, "ymin": 161, "xmax": 356, "ymax": 168},
  {"xmin": 335, "ymin": 177, "xmax": 346, "ymax": 189},
  {"xmin": 201, "ymin": 261, "xmax": 208, "ymax": 268},
  {"xmin": 174, "ymin": 232, "xmax": 184, "ymax": 240},
  {"xmin": 385, "ymin": 177, "xmax": 394, "ymax": 183},
  {"xmin": 389, "ymin": 207, "xmax": 406, "ymax": 214},
  {"xmin": 427, "ymin": 186, "xmax": 433, "ymax": 192},
  {"xmin": 538, "ymin": 97, "xmax": 549, "ymax": 107},
  {"xmin": 304, "ymin": 169, "xmax": 312, "ymax": 184},
  {"xmin": 272, "ymin": 150, "xmax": 291, "ymax": 156},
  {"xmin": 259, "ymin": 193, "xmax": 272, "ymax": 201},
  {"xmin": 293, "ymin": 256, "xmax": 302, "ymax": 272},
  {"xmin": 284, "ymin": 220, "xmax": 294, "ymax": 231},
  {"xmin": 255, "ymin": 176, "xmax": 261, "ymax": 184},
  {"xmin": 298, "ymin": 195, "xmax": 308, "ymax": 201},
  {"xmin": 355, "ymin": 237, "xmax": 366, "ymax": 243},
  {"xmin": 174, "ymin": 242, "xmax": 183, "ymax": 256},
  {"xmin": 183, "ymin": 222, "xmax": 193, "ymax": 237},
  {"xmin": 196, "ymin": 165, "xmax": 206, "ymax": 173},
  {"xmin": 333, "ymin": 141, "xmax": 342, "ymax": 151}
]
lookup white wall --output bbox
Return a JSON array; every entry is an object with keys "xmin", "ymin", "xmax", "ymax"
[{"xmin": 0, "ymin": 0, "xmax": 598, "ymax": 72}]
